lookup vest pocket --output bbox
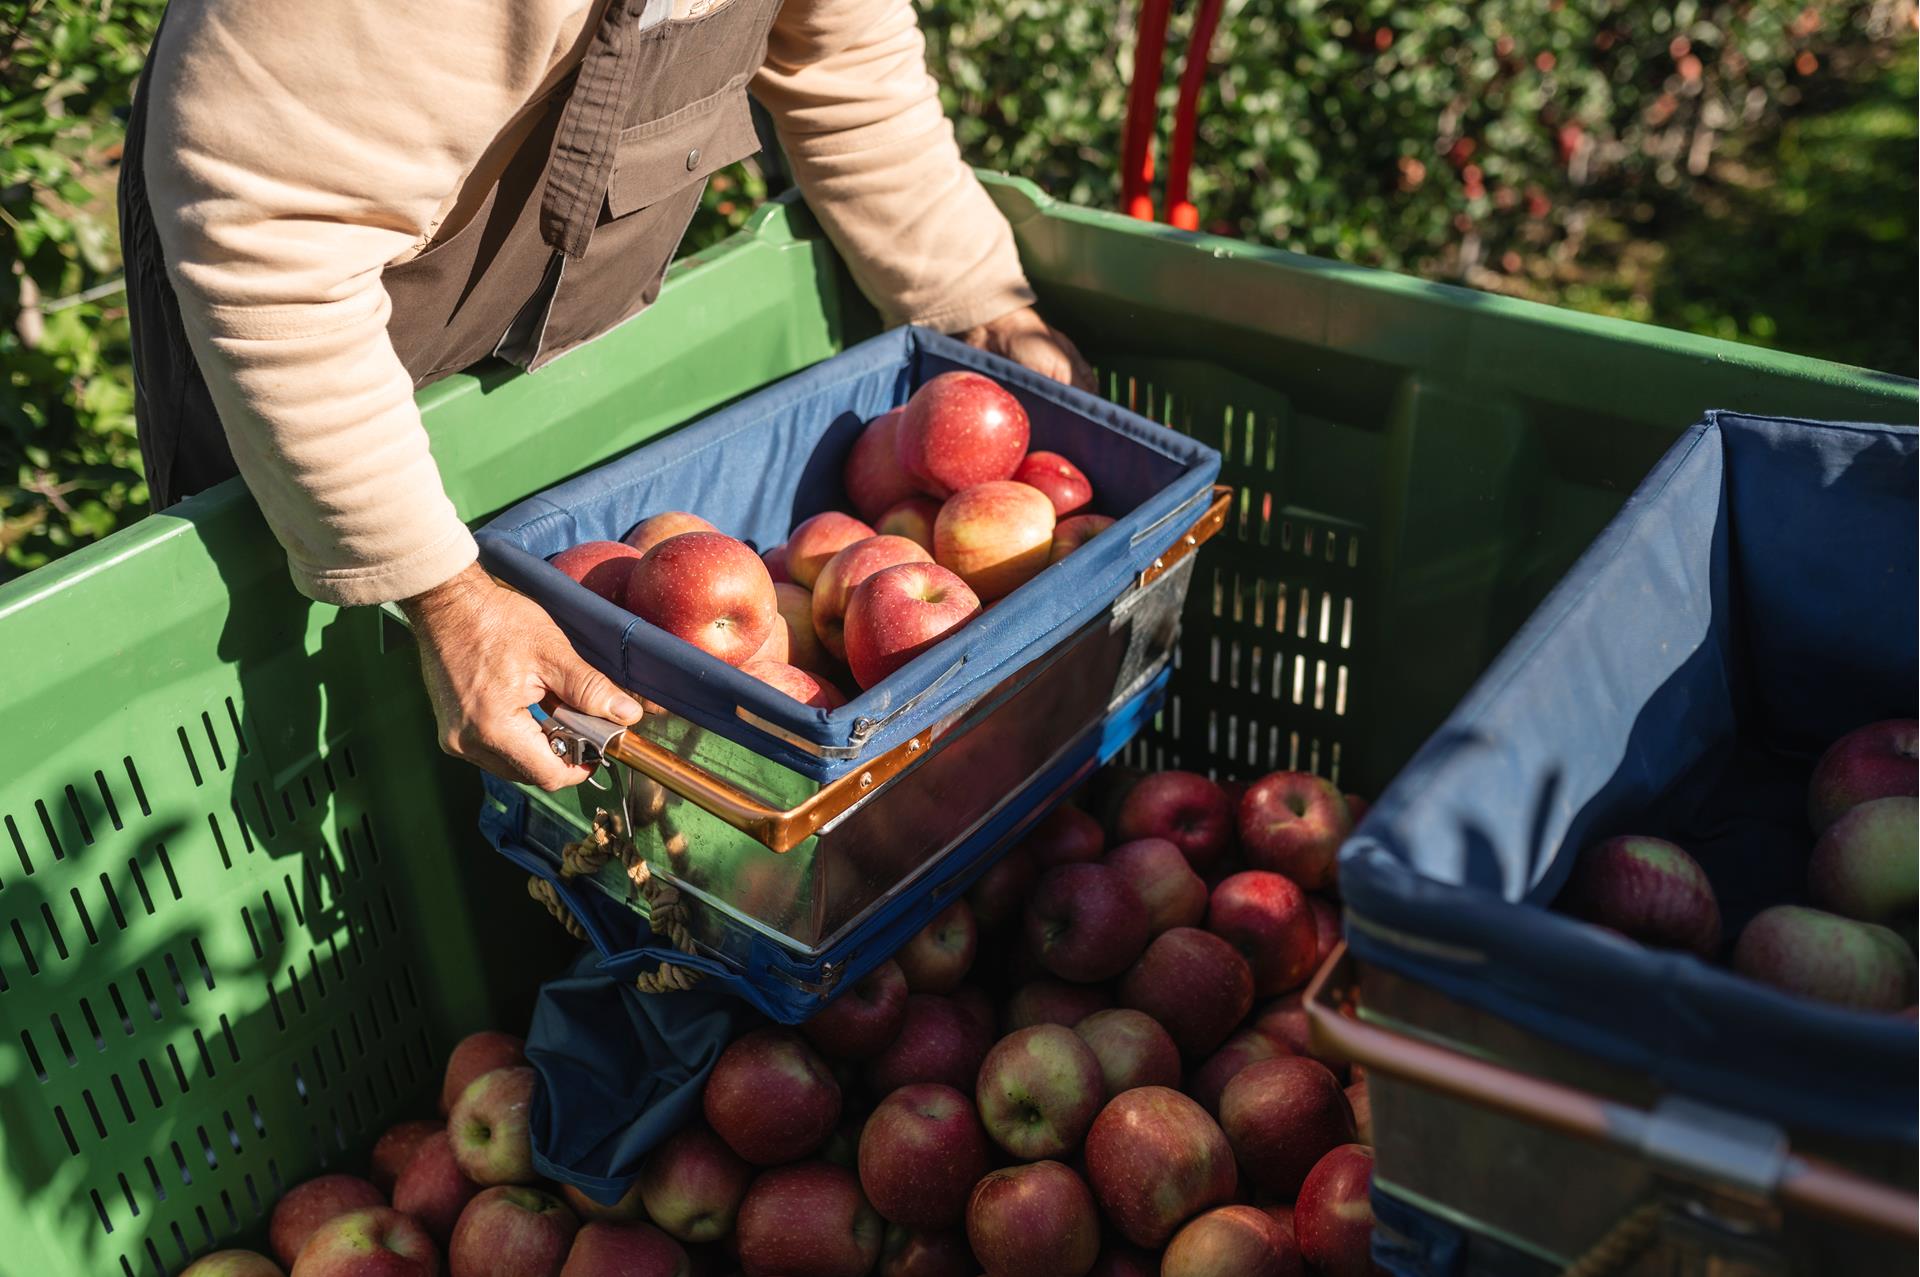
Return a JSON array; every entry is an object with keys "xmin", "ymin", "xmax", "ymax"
[{"xmin": 606, "ymin": 87, "xmax": 761, "ymax": 218}]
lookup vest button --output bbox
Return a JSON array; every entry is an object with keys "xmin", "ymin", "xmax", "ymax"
[{"xmin": 685, "ymin": 148, "xmax": 701, "ymax": 171}]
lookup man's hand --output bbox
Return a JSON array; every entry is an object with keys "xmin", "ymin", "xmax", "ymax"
[
  {"xmin": 401, "ymin": 563, "xmax": 643, "ymax": 790},
  {"xmin": 959, "ymin": 306, "xmax": 1097, "ymax": 392}
]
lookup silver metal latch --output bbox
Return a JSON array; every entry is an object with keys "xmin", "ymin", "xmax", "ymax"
[{"xmin": 534, "ymin": 705, "xmax": 629, "ymax": 789}]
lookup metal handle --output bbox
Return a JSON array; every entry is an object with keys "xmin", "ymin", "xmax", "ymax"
[{"xmin": 1303, "ymin": 945, "xmax": 1918, "ymax": 1242}]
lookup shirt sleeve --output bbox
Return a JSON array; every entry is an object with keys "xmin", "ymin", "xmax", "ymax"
[
  {"xmin": 753, "ymin": 0, "xmax": 1037, "ymax": 333},
  {"xmin": 142, "ymin": 1, "xmax": 588, "ymax": 605}
]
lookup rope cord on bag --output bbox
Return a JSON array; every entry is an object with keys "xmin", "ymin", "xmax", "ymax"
[
  {"xmin": 527, "ymin": 804, "xmax": 705, "ymax": 993},
  {"xmin": 1560, "ymin": 1201, "xmax": 1666, "ymax": 1277}
]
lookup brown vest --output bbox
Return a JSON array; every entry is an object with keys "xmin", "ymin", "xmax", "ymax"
[{"xmin": 120, "ymin": 0, "xmax": 778, "ymax": 507}]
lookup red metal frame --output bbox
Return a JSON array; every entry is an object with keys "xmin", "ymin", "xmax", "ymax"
[{"xmin": 1122, "ymin": 0, "xmax": 1223, "ymax": 229}]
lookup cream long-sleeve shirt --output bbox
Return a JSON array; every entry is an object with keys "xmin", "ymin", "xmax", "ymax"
[{"xmin": 145, "ymin": 0, "xmax": 1034, "ymax": 606}]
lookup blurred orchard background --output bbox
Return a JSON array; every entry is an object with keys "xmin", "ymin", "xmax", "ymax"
[{"xmin": 3, "ymin": 0, "xmax": 1915, "ymax": 578}]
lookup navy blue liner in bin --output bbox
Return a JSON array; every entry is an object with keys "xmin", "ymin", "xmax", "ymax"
[
  {"xmin": 1340, "ymin": 412, "xmax": 1918, "ymax": 1147},
  {"xmin": 476, "ymin": 326, "xmax": 1220, "ymax": 783}
]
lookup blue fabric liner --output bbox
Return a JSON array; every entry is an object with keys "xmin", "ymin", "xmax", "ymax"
[
  {"xmin": 1340, "ymin": 413, "xmax": 1919, "ymax": 1146},
  {"xmin": 476, "ymin": 326, "xmax": 1220, "ymax": 783}
]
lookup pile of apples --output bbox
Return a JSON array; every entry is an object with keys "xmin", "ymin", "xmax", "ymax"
[
  {"xmin": 1558, "ymin": 719, "xmax": 1918, "ymax": 1012},
  {"xmin": 549, "ymin": 371, "xmax": 1114, "ymax": 703}
]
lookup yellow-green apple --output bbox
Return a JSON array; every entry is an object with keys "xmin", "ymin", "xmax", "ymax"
[
  {"xmin": 1162, "ymin": 1204, "xmax": 1304, "ymax": 1277},
  {"xmin": 636, "ymin": 1125, "xmax": 752, "ymax": 1243},
  {"xmin": 897, "ymin": 372, "xmax": 1030, "ymax": 499},
  {"xmin": 804, "ymin": 959, "xmax": 910, "ymax": 1060},
  {"xmin": 441, "ymin": 1031, "xmax": 528, "ymax": 1115},
  {"xmin": 1187, "ymin": 1029, "xmax": 1289, "ymax": 1116},
  {"xmin": 1019, "ymin": 805, "xmax": 1106, "ymax": 871},
  {"xmin": 289, "ymin": 1208, "xmax": 437, "ymax": 1277},
  {"xmin": 1048, "ymin": 515, "xmax": 1114, "ymax": 565},
  {"xmin": 1103, "ymin": 838, "xmax": 1207, "ymax": 936},
  {"xmin": 787, "ymin": 512, "xmax": 877, "ymax": 589},
  {"xmin": 867, "ymin": 994, "xmax": 994, "ymax": 1096},
  {"xmin": 1005, "ymin": 981, "xmax": 1113, "ymax": 1032},
  {"xmin": 392, "ymin": 1131, "xmax": 481, "ymax": 1246},
  {"xmin": 1083, "ymin": 1086, "xmax": 1236, "ymax": 1247},
  {"xmin": 1207, "ymin": 871, "xmax": 1320, "ymax": 996},
  {"xmin": 1731, "ymin": 905, "xmax": 1916, "ymax": 1010},
  {"xmin": 449, "ymin": 1066, "xmax": 538, "ymax": 1185},
  {"xmin": 370, "ymin": 1120, "xmax": 444, "ymax": 1196},
  {"xmin": 1235, "ymin": 773, "xmax": 1352, "ymax": 889},
  {"xmin": 975, "ymin": 1025, "xmax": 1106, "ymax": 1160},
  {"xmin": 1219, "ymin": 1057, "xmax": 1356, "ymax": 1198},
  {"xmin": 1808, "ymin": 797, "xmax": 1918, "ymax": 925},
  {"xmin": 896, "ymin": 899, "xmax": 978, "ymax": 993},
  {"xmin": 843, "ymin": 563, "xmax": 982, "ymax": 689},
  {"xmin": 1119, "ymin": 928, "xmax": 1254, "ymax": 1058},
  {"xmin": 449, "ymin": 1187, "xmax": 579, "ymax": 1277},
  {"xmin": 627, "ymin": 532, "xmax": 778, "ymax": 667},
  {"xmin": 876, "ymin": 498, "xmax": 941, "ymax": 552},
  {"xmin": 559, "ymin": 1221, "xmax": 688, "ymax": 1277},
  {"xmin": 551, "ymin": 542, "xmax": 645, "ymax": 605},
  {"xmin": 1012, "ymin": 452, "xmax": 1093, "ymax": 517},
  {"xmin": 1025, "ymin": 864, "xmax": 1151, "ymax": 983},
  {"xmin": 1116, "ymin": 772, "xmax": 1236, "ymax": 871},
  {"xmin": 1809, "ymin": 720, "xmax": 1919, "ymax": 834},
  {"xmin": 1560, "ymin": 836, "xmax": 1721, "ymax": 956},
  {"xmin": 876, "ymin": 1226, "xmax": 973, "ymax": 1277},
  {"xmin": 846, "ymin": 408, "xmax": 921, "ymax": 521},
  {"xmin": 742, "ymin": 660, "xmax": 845, "ymax": 710},
  {"xmin": 1087, "ymin": 1244, "xmax": 1157, "ymax": 1277},
  {"xmin": 857, "ymin": 1083, "xmax": 990, "ymax": 1229},
  {"xmin": 932, "ymin": 481, "xmax": 1055, "ymax": 602},
  {"xmin": 1072, "ymin": 1009, "xmax": 1181, "ymax": 1096},
  {"xmin": 814, "ymin": 536, "xmax": 933, "ymax": 660},
  {"xmin": 182, "ymin": 1252, "xmax": 283, "ymax": 1277},
  {"xmin": 968, "ymin": 847, "xmax": 1037, "ymax": 931},
  {"xmin": 624, "ymin": 511, "xmax": 719, "ymax": 557},
  {"xmin": 964, "ymin": 1161, "xmax": 1099, "ymax": 1277},
  {"xmin": 270, "ymin": 1175, "xmax": 385, "ymax": 1268},
  {"xmin": 764, "ymin": 543, "xmax": 792, "ymax": 584},
  {"xmin": 736, "ymin": 1162, "xmax": 883, "ymax": 1277},
  {"xmin": 1346, "ymin": 1079, "xmax": 1372, "ymax": 1146},
  {"xmin": 1294, "ymin": 1144, "xmax": 1375, "ymax": 1277},
  {"xmin": 703, "ymin": 1028, "xmax": 842, "ymax": 1165}
]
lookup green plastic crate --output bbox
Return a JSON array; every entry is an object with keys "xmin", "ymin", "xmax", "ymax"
[{"xmin": 0, "ymin": 176, "xmax": 1909, "ymax": 1276}]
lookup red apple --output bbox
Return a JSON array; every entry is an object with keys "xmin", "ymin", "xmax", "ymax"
[
  {"xmin": 1163, "ymin": 1204, "xmax": 1303, "ymax": 1277},
  {"xmin": 763, "ymin": 543, "xmax": 792, "ymax": 584},
  {"xmin": 270, "ymin": 1175, "xmax": 385, "ymax": 1268},
  {"xmin": 1236, "ymin": 773, "xmax": 1352, "ymax": 890},
  {"xmin": 1086, "ymin": 1245, "xmax": 1157, "ymax": 1277},
  {"xmin": 370, "ymin": 1120, "xmax": 444, "ymax": 1196},
  {"xmin": 964, "ymin": 1161, "xmax": 1099, "ymax": 1277},
  {"xmin": 1731, "ymin": 905, "xmax": 1916, "ymax": 1010},
  {"xmin": 975, "ymin": 1025, "xmax": 1106, "ymax": 1160},
  {"xmin": 559, "ymin": 1182, "xmax": 647, "ymax": 1226},
  {"xmin": 749, "ymin": 611, "xmax": 790, "ymax": 665},
  {"xmin": 876, "ymin": 497, "xmax": 942, "ymax": 552},
  {"xmin": 1219, "ymin": 1057, "xmax": 1356, "ymax": 1198},
  {"xmin": 1083, "ymin": 1086, "xmax": 1237, "ymax": 1248},
  {"xmin": 867, "ymin": 994, "xmax": 993, "ymax": 1097},
  {"xmin": 968, "ymin": 847, "xmax": 1037, "ymax": 931},
  {"xmin": 627, "ymin": 532, "xmax": 778, "ymax": 667},
  {"xmin": 637, "ymin": 1125, "xmax": 753, "ymax": 1244},
  {"xmin": 1264, "ymin": 1202, "xmax": 1296, "ymax": 1249},
  {"xmin": 1347, "ymin": 1079, "xmax": 1372, "ymax": 1146},
  {"xmin": 1809, "ymin": 720, "xmax": 1919, "ymax": 834},
  {"xmin": 1005, "ymin": 980, "xmax": 1114, "ymax": 1032},
  {"xmin": 1116, "ymin": 772, "xmax": 1235, "ymax": 871},
  {"xmin": 787, "ymin": 512, "xmax": 877, "ymax": 589},
  {"xmin": 551, "ymin": 541, "xmax": 646, "ymax": 605},
  {"xmin": 896, "ymin": 899, "xmax": 978, "ymax": 993},
  {"xmin": 449, "ymin": 1187, "xmax": 579, "ymax": 1277},
  {"xmin": 1808, "ymin": 797, "xmax": 1918, "ymax": 925},
  {"xmin": 951, "ymin": 984, "xmax": 997, "ymax": 1038},
  {"xmin": 814, "ymin": 535, "xmax": 935, "ymax": 660},
  {"xmin": 804, "ymin": 959, "xmax": 910, "ymax": 1060},
  {"xmin": 1072, "ymin": 1008, "xmax": 1182, "ymax": 1096},
  {"xmin": 1048, "ymin": 515, "xmax": 1114, "ymax": 565},
  {"xmin": 1188, "ymin": 1029, "xmax": 1289, "ymax": 1117},
  {"xmin": 1294, "ymin": 1144, "xmax": 1375, "ymax": 1277},
  {"xmin": 1012, "ymin": 451, "xmax": 1094, "ymax": 517},
  {"xmin": 1309, "ymin": 896, "xmax": 1341, "ymax": 969},
  {"xmin": 843, "ymin": 563, "xmax": 982, "ymax": 689},
  {"xmin": 704, "ymin": 1028, "xmax": 842, "ymax": 1165},
  {"xmin": 1208, "ymin": 871, "xmax": 1319, "ymax": 996},
  {"xmin": 876, "ymin": 1226, "xmax": 973, "ymax": 1277},
  {"xmin": 392, "ymin": 1131, "xmax": 482, "ymax": 1246},
  {"xmin": 290, "ymin": 1208, "xmax": 437, "ymax": 1277},
  {"xmin": 1019, "ymin": 805, "xmax": 1106, "ymax": 870},
  {"xmin": 1343, "ymin": 793, "xmax": 1370, "ymax": 825},
  {"xmin": 1560, "ymin": 836, "xmax": 1721, "ymax": 956},
  {"xmin": 441, "ymin": 1031, "xmax": 528, "ymax": 1115},
  {"xmin": 857, "ymin": 1083, "xmax": 990, "ymax": 1229},
  {"xmin": 1025, "ymin": 863, "xmax": 1151, "ymax": 983},
  {"xmin": 897, "ymin": 372, "xmax": 1030, "ymax": 499},
  {"xmin": 932, "ymin": 481, "xmax": 1056, "ymax": 602},
  {"xmin": 1249, "ymin": 995, "xmax": 1348, "ymax": 1083},
  {"xmin": 846, "ymin": 408, "xmax": 922, "ymax": 521},
  {"xmin": 736, "ymin": 1162, "xmax": 884, "ymax": 1277},
  {"xmin": 1119, "ymin": 928, "xmax": 1254, "ymax": 1058},
  {"xmin": 773, "ymin": 582, "xmax": 829, "ymax": 674},
  {"xmin": 182, "ymin": 1252, "xmax": 284, "ymax": 1277},
  {"xmin": 560, "ymin": 1221, "xmax": 689, "ymax": 1277},
  {"xmin": 1103, "ymin": 838, "xmax": 1207, "ymax": 935},
  {"xmin": 742, "ymin": 660, "xmax": 844, "ymax": 710},
  {"xmin": 625, "ymin": 511, "xmax": 720, "ymax": 558},
  {"xmin": 449, "ymin": 1066, "xmax": 538, "ymax": 1186}
]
